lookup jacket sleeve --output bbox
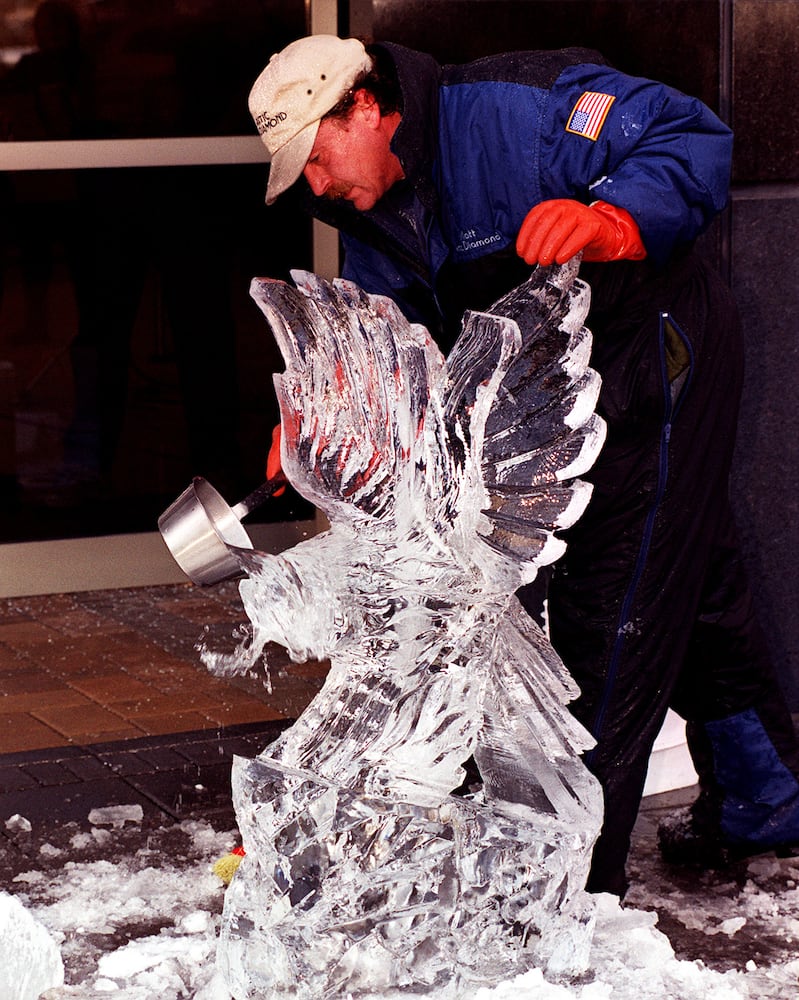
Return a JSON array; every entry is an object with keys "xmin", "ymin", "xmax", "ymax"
[{"xmin": 540, "ymin": 64, "xmax": 733, "ymax": 262}]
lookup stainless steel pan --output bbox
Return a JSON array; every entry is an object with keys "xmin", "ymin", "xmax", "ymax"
[{"xmin": 158, "ymin": 475, "xmax": 285, "ymax": 585}]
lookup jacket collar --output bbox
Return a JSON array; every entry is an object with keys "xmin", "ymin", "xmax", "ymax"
[{"xmin": 380, "ymin": 41, "xmax": 441, "ymax": 212}]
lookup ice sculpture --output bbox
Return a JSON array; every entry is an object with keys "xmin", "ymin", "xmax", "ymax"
[{"xmin": 205, "ymin": 260, "xmax": 607, "ymax": 998}]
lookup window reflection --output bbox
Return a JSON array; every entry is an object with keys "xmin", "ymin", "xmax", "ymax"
[
  {"xmin": 0, "ymin": 0, "xmax": 305, "ymax": 140},
  {"xmin": 0, "ymin": 1, "xmax": 312, "ymax": 542}
]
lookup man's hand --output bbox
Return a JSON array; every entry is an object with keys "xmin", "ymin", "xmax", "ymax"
[
  {"xmin": 516, "ymin": 199, "xmax": 647, "ymax": 265},
  {"xmin": 266, "ymin": 423, "xmax": 286, "ymax": 496}
]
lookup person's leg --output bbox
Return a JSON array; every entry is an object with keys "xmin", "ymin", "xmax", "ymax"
[
  {"xmin": 547, "ymin": 254, "xmax": 755, "ymax": 894},
  {"xmin": 663, "ymin": 511, "xmax": 799, "ymax": 861}
]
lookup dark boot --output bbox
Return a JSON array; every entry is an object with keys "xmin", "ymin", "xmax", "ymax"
[{"xmin": 658, "ymin": 708, "xmax": 799, "ymax": 867}]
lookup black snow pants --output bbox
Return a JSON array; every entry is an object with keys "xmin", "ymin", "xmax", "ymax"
[{"xmin": 540, "ymin": 252, "xmax": 799, "ymax": 896}]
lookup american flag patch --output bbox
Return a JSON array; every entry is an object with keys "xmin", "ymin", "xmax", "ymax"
[{"xmin": 566, "ymin": 91, "xmax": 616, "ymax": 141}]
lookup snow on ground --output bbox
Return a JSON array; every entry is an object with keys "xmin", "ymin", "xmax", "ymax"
[
  {"xmin": 1, "ymin": 813, "xmax": 233, "ymax": 1000},
  {"xmin": 0, "ymin": 801, "xmax": 798, "ymax": 1000}
]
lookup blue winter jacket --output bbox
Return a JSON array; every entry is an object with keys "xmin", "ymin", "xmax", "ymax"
[{"xmin": 303, "ymin": 43, "xmax": 733, "ymax": 340}]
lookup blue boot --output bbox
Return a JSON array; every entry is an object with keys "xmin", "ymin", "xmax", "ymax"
[{"xmin": 658, "ymin": 708, "xmax": 799, "ymax": 865}]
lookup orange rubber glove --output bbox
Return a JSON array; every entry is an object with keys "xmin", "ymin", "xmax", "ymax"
[
  {"xmin": 516, "ymin": 199, "xmax": 647, "ymax": 266},
  {"xmin": 266, "ymin": 423, "xmax": 285, "ymax": 496}
]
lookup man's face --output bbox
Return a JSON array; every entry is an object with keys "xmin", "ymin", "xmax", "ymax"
[{"xmin": 303, "ymin": 92, "xmax": 403, "ymax": 211}]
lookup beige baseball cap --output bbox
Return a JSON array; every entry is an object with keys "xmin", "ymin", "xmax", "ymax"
[{"xmin": 249, "ymin": 35, "xmax": 372, "ymax": 204}]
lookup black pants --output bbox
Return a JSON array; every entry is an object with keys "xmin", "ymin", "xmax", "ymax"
[{"xmin": 539, "ymin": 253, "xmax": 798, "ymax": 896}]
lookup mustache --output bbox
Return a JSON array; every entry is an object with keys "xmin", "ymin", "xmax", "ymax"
[{"xmin": 324, "ymin": 183, "xmax": 353, "ymax": 201}]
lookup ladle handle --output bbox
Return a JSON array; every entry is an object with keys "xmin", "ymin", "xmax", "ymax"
[{"xmin": 231, "ymin": 474, "xmax": 288, "ymax": 520}]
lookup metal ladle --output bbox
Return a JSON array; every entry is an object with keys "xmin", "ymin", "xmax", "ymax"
[{"xmin": 158, "ymin": 474, "xmax": 286, "ymax": 586}]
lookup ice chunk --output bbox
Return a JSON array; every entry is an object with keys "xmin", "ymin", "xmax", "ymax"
[
  {"xmin": 5, "ymin": 813, "xmax": 32, "ymax": 834},
  {"xmin": 88, "ymin": 804, "xmax": 144, "ymax": 828},
  {"xmin": 0, "ymin": 891, "xmax": 64, "ymax": 1000}
]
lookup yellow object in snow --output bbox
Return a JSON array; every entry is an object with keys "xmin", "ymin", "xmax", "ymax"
[{"xmin": 213, "ymin": 846, "xmax": 245, "ymax": 885}]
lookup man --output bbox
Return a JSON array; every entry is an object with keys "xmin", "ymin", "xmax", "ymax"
[{"xmin": 249, "ymin": 34, "xmax": 799, "ymax": 896}]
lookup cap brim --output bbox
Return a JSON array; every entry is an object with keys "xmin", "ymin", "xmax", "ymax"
[{"xmin": 265, "ymin": 119, "xmax": 320, "ymax": 205}]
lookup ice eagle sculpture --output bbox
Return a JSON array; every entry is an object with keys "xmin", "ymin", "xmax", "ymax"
[{"xmin": 206, "ymin": 260, "xmax": 607, "ymax": 998}]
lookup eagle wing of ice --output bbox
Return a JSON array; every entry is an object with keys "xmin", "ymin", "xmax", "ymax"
[
  {"xmin": 249, "ymin": 261, "xmax": 604, "ymax": 595},
  {"xmin": 251, "ymin": 271, "xmax": 445, "ymax": 527},
  {"xmin": 443, "ymin": 257, "xmax": 606, "ymax": 589}
]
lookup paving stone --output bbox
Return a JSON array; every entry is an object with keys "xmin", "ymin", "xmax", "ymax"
[
  {"xmin": 1, "ymin": 685, "xmax": 89, "ymax": 713},
  {"xmin": 21, "ymin": 760, "xmax": 82, "ymax": 787},
  {"xmin": 0, "ymin": 647, "xmax": 34, "ymax": 670},
  {"xmin": 0, "ymin": 621, "xmax": 61, "ymax": 649},
  {"xmin": 67, "ymin": 674, "xmax": 156, "ymax": 704},
  {"xmin": 0, "ymin": 765, "xmax": 39, "ymax": 794},
  {"xmin": 127, "ymin": 746, "xmax": 191, "ymax": 772},
  {"xmin": 134, "ymin": 711, "xmax": 219, "ymax": 737},
  {"xmin": 31, "ymin": 702, "xmax": 133, "ymax": 738},
  {"xmin": 0, "ymin": 779, "xmax": 162, "ymax": 826},
  {"xmin": 0, "ymin": 744, "xmax": 84, "ymax": 766},
  {"xmin": 201, "ymin": 701, "xmax": 286, "ymax": 729},
  {"xmin": 61, "ymin": 755, "xmax": 114, "ymax": 782},
  {"xmin": 98, "ymin": 750, "xmax": 161, "ymax": 777},
  {"xmin": 126, "ymin": 762, "xmax": 236, "ymax": 822},
  {"xmin": 0, "ymin": 712, "xmax": 65, "ymax": 754},
  {"xmin": 170, "ymin": 738, "xmax": 235, "ymax": 767}
]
